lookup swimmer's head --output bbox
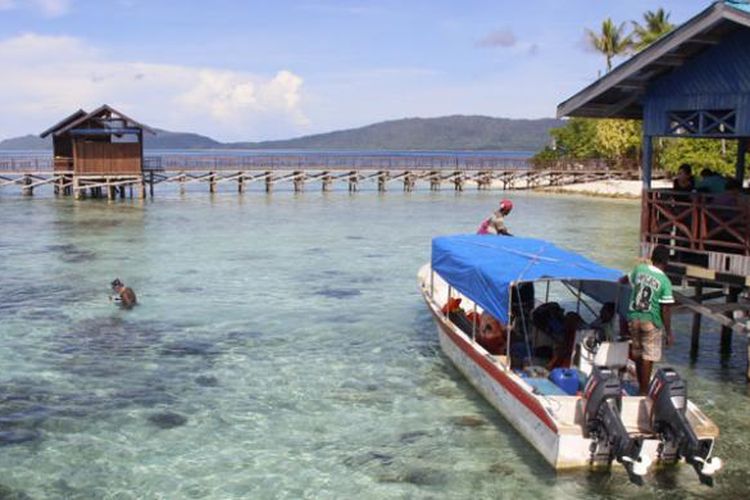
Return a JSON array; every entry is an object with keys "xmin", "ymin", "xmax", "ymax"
[{"xmin": 111, "ymin": 278, "xmax": 124, "ymax": 290}]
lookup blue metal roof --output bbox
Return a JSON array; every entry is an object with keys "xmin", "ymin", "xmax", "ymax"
[
  {"xmin": 726, "ymin": 1, "xmax": 750, "ymax": 14},
  {"xmin": 431, "ymin": 235, "xmax": 623, "ymax": 325}
]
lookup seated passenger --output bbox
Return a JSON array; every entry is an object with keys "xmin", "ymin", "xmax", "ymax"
[
  {"xmin": 530, "ymin": 302, "xmax": 565, "ymax": 360},
  {"xmin": 547, "ymin": 312, "xmax": 583, "ymax": 370},
  {"xmin": 590, "ymin": 302, "xmax": 617, "ymax": 342},
  {"xmin": 442, "ymin": 297, "xmax": 475, "ymax": 336},
  {"xmin": 478, "ymin": 312, "xmax": 507, "ymax": 355}
]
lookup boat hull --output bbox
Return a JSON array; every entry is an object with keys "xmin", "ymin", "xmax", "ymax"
[{"xmin": 418, "ymin": 264, "xmax": 716, "ymax": 472}]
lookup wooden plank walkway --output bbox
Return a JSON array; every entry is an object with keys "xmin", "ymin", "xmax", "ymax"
[{"xmin": 0, "ymin": 153, "xmax": 636, "ymax": 196}]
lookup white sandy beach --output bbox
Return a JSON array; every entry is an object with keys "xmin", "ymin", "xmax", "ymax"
[{"xmin": 534, "ymin": 179, "xmax": 672, "ymax": 199}]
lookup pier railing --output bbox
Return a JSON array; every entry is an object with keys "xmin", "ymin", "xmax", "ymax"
[{"xmin": 642, "ymin": 189, "xmax": 750, "ymax": 274}]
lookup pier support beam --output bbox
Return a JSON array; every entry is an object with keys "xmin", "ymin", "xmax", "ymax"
[
  {"xmin": 403, "ymin": 172, "xmax": 415, "ymax": 192},
  {"xmin": 691, "ymin": 283, "xmax": 703, "ymax": 360},
  {"xmin": 238, "ymin": 173, "xmax": 244, "ymax": 193},
  {"xmin": 429, "ymin": 171, "xmax": 441, "ymax": 191},
  {"xmin": 209, "ymin": 171, "xmax": 216, "ymax": 194},
  {"xmin": 321, "ymin": 171, "xmax": 332, "ymax": 192},
  {"xmin": 721, "ymin": 288, "xmax": 741, "ymax": 359},
  {"xmin": 21, "ymin": 175, "xmax": 33, "ymax": 196},
  {"xmin": 73, "ymin": 177, "xmax": 82, "ymax": 200},
  {"xmin": 265, "ymin": 171, "xmax": 273, "ymax": 193},
  {"xmin": 149, "ymin": 170, "xmax": 154, "ymax": 198},
  {"xmin": 348, "ymin": 171, "xmax": 358, "ymax": 192},
  {"xmin": 453, "ymin": 171, "xmax": 464, "ymax": 191},
  {"xmin": 293, "ymin": 171, "xmax": 304, "ymax": 193},
  {"xmin": 377, "ymin": 171, "xmax": 388, "ymax": 192}
]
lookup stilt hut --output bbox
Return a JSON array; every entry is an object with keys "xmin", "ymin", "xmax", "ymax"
[
  {"xmin": 40, "ymin": 105, "xmax": 155, "ymax": 199},
  {"xmin": 557, "ymin": 1, "xmax": 750, "ymax": 377}
]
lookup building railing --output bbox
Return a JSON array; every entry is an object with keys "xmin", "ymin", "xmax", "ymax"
[{"xmin": 642, "ymin": 189, "xmax": 750, "ymax": 272}]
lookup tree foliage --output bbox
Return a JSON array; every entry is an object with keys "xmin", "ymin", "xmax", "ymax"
[
  {"xmin": 539, "ymin": 8, "xmax": 744, "ymax": 176},
  {"xmin": 656, "ymin": 138, "xmax": 738, "ymax": 176},
  {"xmin": 586, "ymin": 18, "xmax": 632, "ymax": 71},
  {"xmin": 632, "ymin": 8, "xmax": 674, "ymax": 51}
]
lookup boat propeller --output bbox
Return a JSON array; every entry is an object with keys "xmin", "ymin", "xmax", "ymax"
[
  {"xmin": 584, "ymin": 366, "xmax": 651, "ymax": 484},
  {"xmin": 647, "ymin": 367, "xmax": 722, "ymax": 486}
]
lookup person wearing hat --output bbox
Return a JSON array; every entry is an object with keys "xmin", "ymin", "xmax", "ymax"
[
  {"xmin": 484, "ymin": 199, "xmax": 513, "ymax": 235},
  {"xmin": 110, "ymin": 278, "xmax": 137, "ymax": 309}
]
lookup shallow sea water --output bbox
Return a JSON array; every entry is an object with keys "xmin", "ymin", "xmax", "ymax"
[{"xmin": 0, "ymin": 185, "xmax": 749, "ymax": 499}]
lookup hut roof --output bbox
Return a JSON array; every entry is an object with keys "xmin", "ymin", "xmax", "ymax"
[
  {"xmin": 39, "ymin": 109, "xmax": 87, "ymax": 138},
  {"xmin": 40, "ymin": 104, "xmax": 156, "ymax": 138},
  {"xmin": 557, "ymin": 1, "xmax": 750, "ymax": 119}
]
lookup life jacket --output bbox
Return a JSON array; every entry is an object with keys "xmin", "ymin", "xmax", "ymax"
[{"xmin": 478, "ymin": 313, "xmax": 507, "ymax": 355}]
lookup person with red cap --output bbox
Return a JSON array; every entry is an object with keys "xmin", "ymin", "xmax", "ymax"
[{"xmin": 479, "ymin": 199, "xmax": 513, "ymax": 235}]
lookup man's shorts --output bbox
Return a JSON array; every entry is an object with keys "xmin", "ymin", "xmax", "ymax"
[{"xmin": 628, "ymin": 320, "xmax": 663, "ymax": 362}]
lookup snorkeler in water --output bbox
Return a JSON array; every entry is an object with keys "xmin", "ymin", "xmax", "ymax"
[{"xmin": 110, "ymin": 278, "xmax": 137, "ymax": 309}]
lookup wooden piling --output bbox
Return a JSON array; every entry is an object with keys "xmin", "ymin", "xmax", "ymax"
[
  {"xmin": 321, "ymin": 171, "xmax": 332, "ymax": 192},
  {"xmin": 721, "ymin": 288, "xmax": 740, "ymax": 356},
  {"xmin": 149, "ymin": 171, "xmax": 154, "ymax": 198},
  {"xmin": 453, "ymin": 171, "xmax": 464, "ymax": 191},
  {"xmin": 348, "ymin": 171, "xmax": 358, "ymax": 192},
  {"xmin": 238, "ymin": 173, "xmax": 244, "ymax": 193},
  {"xmin": 293, "ymin": 171, "xmax": 304, "ymax": 193},
  {"xmin": 21, "ymin": 175, "xmax": 33, "ymax": 196},
  {"xmin": 378, "ymin": 171, "xmax": 388, "ymax": 192},
  {"xmin": 209, "ymin": 171, "xmax": 216, "ymax": 193},
  {"xmin": 690, "ymin": 283, "xmax": 703, "ymax": 360},
  {"xmin": 265, "ymin": 171, "xmax": 273, "ymax": 193},
  {"xmin": 73, "ymin": 177, "xmax": 82, "ymax": 200},
  {"xmin": 429, "ymin": 171, "xmax": 440, "ymax": 191}
]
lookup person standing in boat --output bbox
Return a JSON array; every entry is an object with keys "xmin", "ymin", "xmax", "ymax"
[
  {"xmin": 626, "ymin": 245, "xmax": 674, "ymax": 395},
  {"xmin": 477, "ymin": 199, "xmax": 513, "ymax": 235}
]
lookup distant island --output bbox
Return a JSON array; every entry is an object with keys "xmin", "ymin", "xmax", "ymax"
[{"xmin": 0, "ymin": 115, "xmax": 562, "ymax": 152}]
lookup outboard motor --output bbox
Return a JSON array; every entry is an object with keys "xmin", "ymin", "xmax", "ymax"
[
  {"xmin": 583, "ymin": 366, "xmax": 652, "ymax": 483},
  {"xmin": 647, "ymin": 367, "xmax": 722, "ymax": 486}
]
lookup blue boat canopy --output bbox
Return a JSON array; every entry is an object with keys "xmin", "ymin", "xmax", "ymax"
[{"xmin": 431, "ymin": 235, "xmax": 625, "ymax": 325}]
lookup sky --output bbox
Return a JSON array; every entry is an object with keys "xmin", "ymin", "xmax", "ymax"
[{"xmin": 0, "ymin": 0, "xmax": 718, "ymax": 142}]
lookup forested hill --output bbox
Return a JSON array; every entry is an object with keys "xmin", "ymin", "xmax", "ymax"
[
  {"xmin": 0, "ymin": 115, "xmax": 562, "ymax": 151},
  {"xmin": 235, "ymin": 116, "xmax": 563, "ymax": 151}
]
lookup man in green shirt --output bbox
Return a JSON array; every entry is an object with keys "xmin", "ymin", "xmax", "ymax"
[{"xmin": 627, "ymin": 245, "xmax": 674, "ymax": 394}]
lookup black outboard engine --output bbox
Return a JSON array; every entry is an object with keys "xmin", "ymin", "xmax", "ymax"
[
  {"xmin": 583, "ymin": 366, "xmax": 651, "ymax": 483},
  {"xmin": 647, "ymin": 367, "xmax": 722, "ymax": 486}
]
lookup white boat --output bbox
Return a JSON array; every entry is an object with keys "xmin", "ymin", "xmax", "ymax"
[{"xmin": 418, "ymin": 235, "xmax": 721, "ymax": 484}]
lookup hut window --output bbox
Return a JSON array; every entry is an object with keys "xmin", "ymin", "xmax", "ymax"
[{"xmin": 667, "ymin": 109, "xmax": 736, "ymax": 137}]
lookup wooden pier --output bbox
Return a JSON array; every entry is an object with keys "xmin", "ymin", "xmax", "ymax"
[{"xmin": 0, "ymin": 154, "xmax": 635, "ymax": 197}]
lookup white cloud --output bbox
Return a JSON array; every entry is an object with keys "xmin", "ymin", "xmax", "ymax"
[
  {"xmin": 0, "ymin": 0, "xmax": 71, "ymax": 16},
  {"xmin": 477, "ymin": 29, "xmax": 517, "ymax": 48},
  {"xmin": 31, "ymin": 0, "xmax": 70, "ymax": 17},
  {"xmin": 0, "ymin": 33, "xmax": 308, "ymax": 141}
]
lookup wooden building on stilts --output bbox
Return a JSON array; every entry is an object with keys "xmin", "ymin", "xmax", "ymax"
[
  {"xmin": 40, "ymin": 105, "xmax": 155, "ymax": 199},
  {"xmin": 558, "ymin": 1, "xmax": 750, "ymax": 378}
]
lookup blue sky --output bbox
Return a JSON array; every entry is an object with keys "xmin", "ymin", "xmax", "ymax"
[{"xmin": 0, "ymin": 0, "xmax": 715, "ymax": 141}]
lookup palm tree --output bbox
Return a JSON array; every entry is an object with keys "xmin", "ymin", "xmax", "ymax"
[
  {"xmin": 587, "ymin": 18, "xmax": 631, "ymax": 72},
  {"xmin": 632, "ymin": 8, "xmax": 674, "ymax": 51}
]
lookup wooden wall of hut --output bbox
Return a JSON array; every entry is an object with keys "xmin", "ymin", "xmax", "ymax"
[{"xmin": 73, "ymin": 142, "xmax": 142, "ymax": 175}]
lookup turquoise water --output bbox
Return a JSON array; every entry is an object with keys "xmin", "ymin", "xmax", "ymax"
[{"xmin": 0, "ymin": 187, "xmax": 748, "ymax": 499}]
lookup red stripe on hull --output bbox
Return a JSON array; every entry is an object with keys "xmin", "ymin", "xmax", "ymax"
[{"xmin": 431, "ymin": 309, "xmax": 558, "ymax": 433}]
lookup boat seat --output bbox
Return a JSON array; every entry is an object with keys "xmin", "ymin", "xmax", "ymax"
[
  {"xmin": 523, "ymin": 377, "xmax": 569, "ymax": 396},
  {"xmin": 593, "ymin": 341, "xmax": 629, "ymax": 369}
]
